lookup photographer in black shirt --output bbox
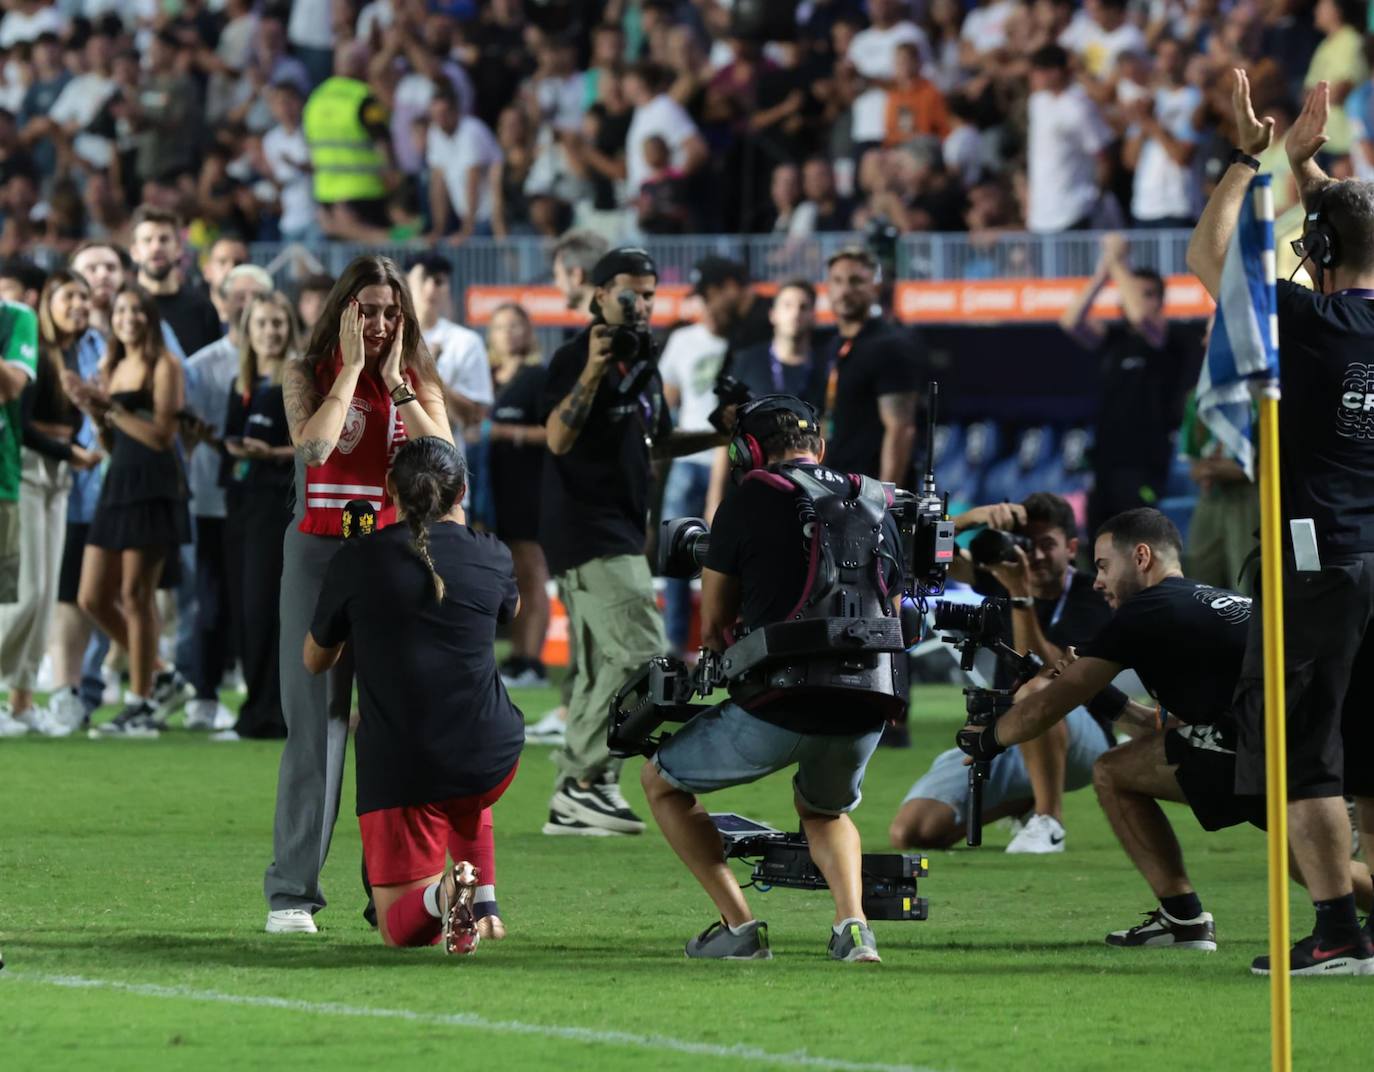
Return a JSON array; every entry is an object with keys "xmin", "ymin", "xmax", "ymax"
[
  {"xmin": 961, "ymin": 509, "xmax": 1372, "ymax": 958},
  {"xmin": 538, "ymin": 248, "xmax": 728, "ymax": 837},
  {"xmin": 305, "ymin": 437, "xmax": 524, "ymax": 954},
  {"xmin": 641, "ymin": 396, "xmax": 903, "ymax": 963},
  {"xmin": 1186, "ymin": 73, "xmax": 1374, "ymax": 975}
]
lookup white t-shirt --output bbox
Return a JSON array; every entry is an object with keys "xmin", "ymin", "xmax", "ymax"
[
  {"xmin": 625, "ymin": 93, "xmax": 700, "ymax": 198},
  {"xmin": 1130, "ymin": 84, "xmax": 1201, "ymax": 223},
  {"xmin": 391, "ymin": 67, "xmax": 475, "ymax": 175},
  {"xmin": 426, "ymin": 116, "xmax": 502, "ymax": 226},
  {"xmin": 262, "ymin": 123, "xmax": 316, "ymax": 237},
  {"xmin": 0, "ymin": 6, "xmax": 65, "ymax": 49},
  {"xmin": 961, "ymin": 1, "xmax": 1015, "ymax": 51},
  {"xmin": 355, "ymin": 0, "xmax": 393, "ymax": 40},
  {"xmin": 428, "ymin": 317, "xmax": 494, "ymax": 419},
  {"xmin": 1059, "ymin": 18, "xmax": 1148, "ymax": 78},
  {"xmin": 846, "ymin": 21, "xmax": 932, "ymax": 144},
  {"xmin": 658, "ymin": 322, "xmax": 727, "ymax": 467},
  {"xmin": 288, "ymin": 0, "xmax": 334, "ymax": 50},
  {"xmin": 533, "ymin": 73, "xmax": 585, "ymax": 134},
  {"xmin": 49, "ymin": 72, "xmax": 116, "ymax": 165},
  {"xmin": 1027, "ymin": 85, "xmax": 1112, "ymax": 232},
  {"xmin": 943, "ymin": 124, "xmax": 984, "ymax": 189}
]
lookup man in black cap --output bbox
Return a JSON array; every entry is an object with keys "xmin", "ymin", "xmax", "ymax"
[
  {"xmin": 692, "ymin": 256, "xmax": 773, "ymax": 365},
  {"xmin": 538, "ymin": 247, "xmax": 729, "ymax": 837}
]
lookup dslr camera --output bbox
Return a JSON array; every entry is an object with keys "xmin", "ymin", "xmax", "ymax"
[
  {"xmin": 592, "ymin": 288, "xmax": 653, "ymax": 364},
  {"xmin": 966, "ymin": 526, "xmax": 1033, "ymax": 567}
]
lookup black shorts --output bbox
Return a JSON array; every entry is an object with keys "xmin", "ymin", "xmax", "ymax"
[
  {"xmin": 1165, "ymin": 723, "xmax": 1267, "ymax": 832},
  {"xmin": 58, "ymin": 521, "xmax": 89, "ymax": 604},
  {"xmin": 1234, "ymin": 552, "xmax": 1374, "ymax": 800}
]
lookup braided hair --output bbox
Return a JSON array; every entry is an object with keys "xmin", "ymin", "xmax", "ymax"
[{"xmin": 390, "ymin": 436, "xmax": 468, "ymax": 602}]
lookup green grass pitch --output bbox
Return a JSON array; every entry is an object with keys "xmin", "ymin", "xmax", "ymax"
[{"xmin": 2, "ymin": 682, "xmax": 1366, "ymax": 1071}]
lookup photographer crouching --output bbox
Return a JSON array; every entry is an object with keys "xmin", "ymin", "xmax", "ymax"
[{"xmin": 640, "ymin": 396, "xmax": 904, "ymax": 963}]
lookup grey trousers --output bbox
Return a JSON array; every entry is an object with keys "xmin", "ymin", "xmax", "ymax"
[{"xmin": 263, "ymin": 525, "xmax": 354, "ymax": 913}]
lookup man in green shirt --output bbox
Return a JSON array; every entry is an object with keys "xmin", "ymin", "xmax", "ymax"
[{"xmin": 0, "ymin": 300, "xmax": 40, "ymax": 604}]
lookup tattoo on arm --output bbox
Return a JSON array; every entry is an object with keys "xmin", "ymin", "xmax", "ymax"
[
  {"xmin": 300, "ymin": 438, "xmax": 332, "ymax": 466},
  {"xmin": 558, "ymin": 380, "xmax": 593, "ymax": 431},
  {"xmin": 282, "ymin": 359, "xmax": 322, "ymax": 441}
]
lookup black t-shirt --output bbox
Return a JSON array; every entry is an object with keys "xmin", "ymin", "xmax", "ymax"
[
  {"xmin": 1275, "ymin": 280, "xmax": 1374, "ymax": 554},
  {"xmin": 224, "ymin": 380, "xmax": 292, "ymax": 490},
  {"xmin": 822, "ymin": 319, "xmax": 922, "ymax": 480},
  {"xmin": 537, "ymin": 328, "xmax": 672, "ymax": 575},
  {"xmin": 1076, "ymin": 576, "xmax": 1251, "ymax": 728},
  {"xmin": 974, "ymin": 568, "xmax": 1112, "ymax": 689},
  {"xmin": 706, "ymin": 462, "xmax": 904, "ymax": 731},
  {"xmin": 155, "ymin": 286, "xmax": 222, "ymax": 358},
  {"xmin": 1093, "ymin": 322, "xmax": 1194, "ymax": 481},
  {"xmin": 490, "ymin": 362, "xmax": 547, "ymax": 498},
  {"xmin": 731, "ymin": 340, "xmax": 829, "ymax": 412},
  {"xmin": 311, "ymin": 522, "xmax": 526, "ymax": 814}
]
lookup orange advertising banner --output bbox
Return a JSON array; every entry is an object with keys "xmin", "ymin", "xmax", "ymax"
[{"xmin": 464, "ymin": 275, "xmax": 1214, "ymax": 327}]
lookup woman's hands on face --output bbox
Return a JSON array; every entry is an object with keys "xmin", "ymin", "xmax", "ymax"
[{"xmin": 340, "ymin": 300, "xmax": 366, "ymax": 370}]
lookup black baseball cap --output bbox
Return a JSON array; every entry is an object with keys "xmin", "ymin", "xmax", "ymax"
[
  {"xmin": 590, "ymin": 246, "xmax": 658, "ymax": 286},
  {"xmin": 407, "ymin": 253, "xmax": 452, "ymax": 279},
  {"xmin": 691, "ymin": 255, "xmax": 748, "ymax": 295}
]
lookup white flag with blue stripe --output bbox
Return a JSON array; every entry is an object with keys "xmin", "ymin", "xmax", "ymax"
[{"xmin": 1195, "ymin": 173, "xmax": 1279, "ymax": 481}]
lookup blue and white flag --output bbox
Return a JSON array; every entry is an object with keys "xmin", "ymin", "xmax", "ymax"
[{"xmin": 1195, "ymin": 173, "xmax": 1279, "ymax": 481}]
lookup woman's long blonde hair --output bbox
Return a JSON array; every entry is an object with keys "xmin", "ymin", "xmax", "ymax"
[{"xmin": 237, "ymin": 291, "xmax": 302, "ymax": 398}]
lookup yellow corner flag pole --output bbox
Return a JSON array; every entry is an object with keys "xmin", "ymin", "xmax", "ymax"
[{"xmin": 1255, "ymin": 378, "xmax": 1291, "ymax": 1072}]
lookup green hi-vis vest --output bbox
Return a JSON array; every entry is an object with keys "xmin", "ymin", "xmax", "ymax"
[{"xmin": 302, "ymin": 77, "xmax": 386, "ymax": 204}]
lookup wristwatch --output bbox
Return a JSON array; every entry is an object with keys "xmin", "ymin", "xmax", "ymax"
[
  {"xmin": 1229, "ymin": 148, "xmax": 1261, "ymax": 172},
  {"xmin": 1008, "ymin": 596, "xmax": 1035, "ymax": 609}
]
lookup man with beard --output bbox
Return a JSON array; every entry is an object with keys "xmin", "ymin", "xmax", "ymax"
[
  {"xmin": 129, "ymin": 206, "xmax": 222, "ymax": 357},
  {"xmin": 821, "ymin": 247, "xmax": 920, "ymax": 483},
  {"xmin": 71, "ymin": 241, "xmax": 185, "ymax": 359}
]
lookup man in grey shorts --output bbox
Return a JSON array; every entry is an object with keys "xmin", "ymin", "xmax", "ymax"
[{"xmin": 639, "ymin": 395, "xmax": 903, "ymax": 964}]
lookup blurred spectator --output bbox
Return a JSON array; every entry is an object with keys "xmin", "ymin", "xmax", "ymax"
[
  {"xmin": 1124, "ymin": 38, "xmax": 1202, "ymax": 228},
  {"xmin": 129, "ymin": 205, "xmax": 219, "ymax": 356},
  {"xmin": 287, "ymin": 0, "xmax": 336, "ymax": 89},
  {"xmin": 731, "ymin": 280, "xmax": 828, "ymax": 411},
  {"xmin": 1306, "ymin": 0, "xmax": 1368, "ymax": 155},
  {"xmin": 694, "ymin": 256, "xmax": 773, "ymax": 360},
  {"xmin": 303, "ymin": 46, "xmax": 393, "ymax": 241},
  {"xmin": 259, "ymin": 81, "xmax": 318, "ymax": 243},
  {"xmin": 294, "ymin": 273, "xmax": 334, "ymax": 333},
  {"xmin": 201, "ymin": 236, "xmax": 250, "ymax": 332},
  {"xmin": 768, "ymin": 162, "xmax": 810, "ymax": 238},
  {"xmin": 636, "ymin": 134, "xmax": 690, "ymax": 234},
  {"xmin": 581, "ymin": 22, "xmax": 625, "ymax": 111},
  {"xmin": 943, "ymin": 93, "xmax": 986, "ymax": 189},
  {"xmin": 847, "ymin": 0, "xmax": 933, "ymax": 157},
  {"xmin": 17, "ymin": 32, "xmax": 66, "ymax": 179},
  {"xmin": 1026, "ymin": 44, "xmax": 1115, "ymax": 233},
  {"xmin": 883, "ymin": 42, "xmax": 950, "ymax": 147},
  {"xmin": 923, "ymin": 0, "xmax": 967, "ymax": 94},
  {"xmin": 0, "ymin": 1, "xmax": 64, "ymax": 51},
  {"xmin": 798, "ymin": 156, "xmax": 854, "ymax": 232},
  {"xmin": 406, "ymin": 254, "xmax": 491, "ymax": 440},
  {"xmin": 491, "ymin": 106, "xmax": 537, "ymax": 237},
  {"xmin": 425, "ymin": 81, "xmax": 501, "ymax": 242},
  {"xmin": 567, "ymin": 64, "xmax": 630, "ymax": 236},
  {"xmin": 46, "ymin": 30, "xmax": 117, "ymax": 173},
  {"xmin": 1180, "ymin": 386, "xmax": 1259, "ymax": 593},
  {"xmin": 624, "ymin": 61, "xmax": 707, "ymax": 202},
  {"xmin": 550, "ymin": 229, "xmax": 608, "ymax": 320},
  {"xmin": 130, "ymin": 32, "xmax": 201, "ymax": 186},
  {"xmin": 1062, "ymin": 0, "xmax": 1148, "ymax": 79}
]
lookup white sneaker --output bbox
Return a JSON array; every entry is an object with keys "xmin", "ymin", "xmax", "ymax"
[
  {"xmin": 100, "ymin": 667, "xmax": 122, "ymax": 705},
  {"xmin": 0, "ymin": 709, "xmax": 30, "ymax": 737},
  {"xmin": 45, "ymin": 687, "xmax": 87, "ymax": 736},
  {"xmin": 23, "ymin": 705, "xmax": 75, "ymax": 738},
  {"xmin": 209, "ymin": 729, "xmax": 241, "ymax": 742},
  {"xmin": 265, "ymin": 909, "xmax": 318, "ymax": 934},
  {"xmin": 184, "ymin": 699, "xmax": 218, "ymax": 730},
  {"xmin": 211, "ymin": 704, "xmax": 236, "ymax": 730},
  {"xmin": 525, "ymin": 709, "xmax": 566, "ymax": 745},
  {"xmin": 1006, "ymin": 813, "xmax": 1066, "ymax": 854}
]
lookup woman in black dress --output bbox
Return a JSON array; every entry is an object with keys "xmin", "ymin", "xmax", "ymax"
[
  {"xmin": 221, "ymin": 292, "xmax": 300, "ymax": 740},
  {"xmin": 70, "ymin": 284, "xmax": 190, "ymax": 736},
  {"xmin": 485, "ymin": 303, "xmax": 550, "ymax": 689}
]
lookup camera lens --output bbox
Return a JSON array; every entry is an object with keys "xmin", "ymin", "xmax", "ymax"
[
  {"xmin": 933, "ymin": 600, "xmax": 982, "ymax": 633},
  {"xmin": 658, "ymin": 517, "xmax": 711, "ymax": 579}
]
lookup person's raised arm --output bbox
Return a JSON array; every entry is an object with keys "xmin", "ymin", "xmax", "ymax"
[
  {"xmin": 545, "ymin": 327, "xmax": 613, "ymax": 455},
  {"xmin": 283, "ymin": 304, "xmax": 365, "ymax": 466},
  {"xmin": 1101, "ymin": 236, "xmax": 1167, "ymax": 347},
  {"xmin": 1287, "ymin": 80, "xmax": 1334, "ymax": 211},
  {"xmin": 877, "ymin": 391, "xmax": 918, "ymax": 484},
  {"xmin": 1059, "ymin": 236, "xmax": 1117, "ymax": 347},
  {"xmin": 427, "ymin": 167, "xmax": 452, "ymax": 242},
  {"xmin": 379, "ymin": 323, "xmax": 452, "ymax": 444},
  {"xmin": 1186, "ymin": 68, "xmax": 1276, "ymax": 299}
]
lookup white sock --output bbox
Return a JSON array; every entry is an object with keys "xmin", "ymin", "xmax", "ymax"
[
  {"xmin": 475, "ymin": 884, "xmax": 496, "ymax": 905},
  {"xmin": 727, "ymin": 920, "xmax": 756, "ymax": 936},
  {"xmin": 833, "ymin": 917, "xmax": 864, "ymax": 937},
  {"xmin": 422, "ymin": 882, "xmax": 442, "ymax": 919}
]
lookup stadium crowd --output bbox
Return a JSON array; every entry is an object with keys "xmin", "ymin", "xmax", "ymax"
[{"xmin": 0, "ymin": 0, "xmax": 1356, "ymax": 255}]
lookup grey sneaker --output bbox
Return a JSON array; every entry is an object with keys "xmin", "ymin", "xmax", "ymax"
[
  {"xmin": 685, "ymin": 920, "xmax": 772, "ymax": 960},
  {"xmin": 828, "ymin": 918, "xmax": 881, "ymax": 963}
]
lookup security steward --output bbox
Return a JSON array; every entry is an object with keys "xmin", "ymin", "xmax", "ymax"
[
  {"xmin": 1187, "ymin": 72, "xmax": 1374, "ymax": 976},
  {"xmin": 539, "ymin": 247, "xmax": 728, "ymax": 838},
  {"xmin": 958, "ymin": 509, "xmax": 1373, "ymax": 959},
  {"xmin": 302, "ymin": 45, "xmax": 394, "ymax": 238},
  {"xmin": 640, "ymin": 395, "xmax": 904, "ymax": 963}
]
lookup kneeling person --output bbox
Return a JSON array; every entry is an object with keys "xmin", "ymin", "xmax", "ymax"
[
  {"xmin": 305, "ymin": 438, "xmax": 525, "ymax": 954},
  {"xmin": 642, "ymin": 396, "xmax": 904, "ymax": 963}
]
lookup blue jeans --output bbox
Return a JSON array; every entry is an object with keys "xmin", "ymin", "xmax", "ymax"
[
  {"xmin": 662, "ymin": 460, "xmax": 712, "ymax": 651},
  {"xmin": 79, "ymin": 628, "xmax": 111, "ymax": 715}
]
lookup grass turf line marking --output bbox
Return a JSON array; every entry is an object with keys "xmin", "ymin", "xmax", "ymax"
[{"xmin": 7, "ymin": 972, "xmax": 939, "ymax": 1072}]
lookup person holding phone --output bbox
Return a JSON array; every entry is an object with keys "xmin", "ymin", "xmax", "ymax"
[{"xmin": 263, "ymin": 255, "xmax": 451, "ymax": 936}]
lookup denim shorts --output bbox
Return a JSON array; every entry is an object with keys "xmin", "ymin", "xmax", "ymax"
[
  {"xmin": 653, "ymin": 701, "xmax": 883, "ymax": 815},
  {"xmin": 901, "ymin": 706, "xmax": 1112, "ymax": 823}
]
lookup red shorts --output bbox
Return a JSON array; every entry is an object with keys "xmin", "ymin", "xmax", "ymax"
[{"xmin": 358, "ymin": 762, "xmax": 518, "ymax": 886}]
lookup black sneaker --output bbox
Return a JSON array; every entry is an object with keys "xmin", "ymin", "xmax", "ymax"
[
  {"xmin": 150, "ymin": 669, "xmax": 192, "ymax": 721},
  {"xmin": 1106, "ymin": 907, "xmax": 1217, "ymax": 951},
  {"xmin": 685, "ymin": 920, "xmax": 772, "ymax": 960},
  {"xmin": 540, "ymin": 808, "xmax": 616, "ymax": 837},
  {"xmin": 93, "ymin": 701, "xmax": 162, "ymax": 739},
  {"xmin": 549, "ymin": 777, "xmax": 645, "ymax": 834},
  {"xmin": 1251, "ymin": 932, "xmax": 1374, "ymax": 976}
]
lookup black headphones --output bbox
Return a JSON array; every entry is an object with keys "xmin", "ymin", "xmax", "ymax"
[
  {"xmin": 1294, "ymin": 186, "xmax": 1340, "ymax": 277},
  {"xmin": 727, "ymin": 394, "xmax": 819, "ymax": 473}
]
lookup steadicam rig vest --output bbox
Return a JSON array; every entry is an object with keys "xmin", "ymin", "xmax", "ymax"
[{"xmin": 723, "ymin": 463, "xmax": 905, "ymax": 716}]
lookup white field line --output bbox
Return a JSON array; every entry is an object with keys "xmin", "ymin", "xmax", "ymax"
[{"xmin": 5, "ymin": 972, "xmax": 941, "ymax": 1072}]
